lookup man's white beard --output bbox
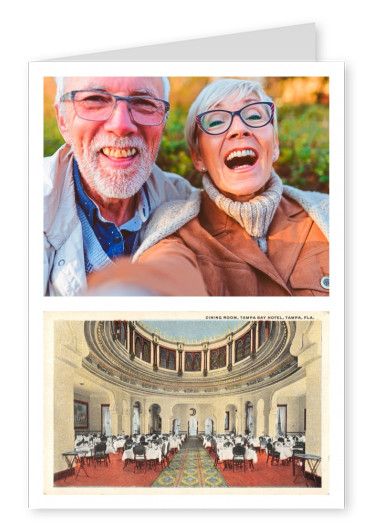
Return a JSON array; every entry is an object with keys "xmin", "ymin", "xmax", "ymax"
[{"xmin": 70, "ymin": 133, "xmax": 159, "ymax": 199}]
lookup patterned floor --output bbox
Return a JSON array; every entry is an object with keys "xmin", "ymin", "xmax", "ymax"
[{"xmin": 152, "ymin": 437, "xmax": 228, "ymax": 488}]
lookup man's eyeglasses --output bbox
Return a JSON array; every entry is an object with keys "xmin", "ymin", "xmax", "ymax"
[
  {"xmin": 60, "ymin": 90, "xmax": 170, "ymax": 126},
  {"xmin": 195, "ymin": 102, "xmax": 275, "ymax": 135}
]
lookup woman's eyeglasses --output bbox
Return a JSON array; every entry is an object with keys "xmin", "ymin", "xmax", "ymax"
[
  {"xmin": 196, "ymin": 102, "xmax": 274, "ymax": 135},
  {"xmin": 60, "ymin": 90, "xmax": 170, "ymax": 126}
]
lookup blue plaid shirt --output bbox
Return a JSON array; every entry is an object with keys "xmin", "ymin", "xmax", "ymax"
[{"xmin": 73, "ymin": 160, "xmax": 150, "ymax": 259}]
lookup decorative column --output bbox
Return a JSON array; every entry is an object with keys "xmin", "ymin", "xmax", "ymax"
[
  {"xmin": 152, "ymin": 334, "xmax": 159, "ymax": 371},
  {"xmin": 251, "ymin": 324, "xmax": 256, "ymax": 355},
  {"xmin": 255, "ymin": 392, "xmax": 272, "ymax": 436},
  {"xmin": 110, "ymin": 392, "xmax": 123, "ymax": 435},
  {"xmin": 121, "ymin": 399, "xmax": 131, "ymax": 437},
  {"xmin": 54, "ymin": 356, "xmax": 75, "ymax": 475},
  {"xmin": 202, "ymin": 342, "xmax": 208, "ymax": 376},
  {"xmin": 227, "ymin": 333, "xmax": 233, "ymax": 371},
  {"xmin": 129, "ymin": 322, "xmax": 135, "ymax": 359},
  {"xmin": 256, "ymin": 321, "xmax": 261, "ymax": 351},
  {"xmin": 290, "ymin": 321, "xmax": 323, "ymax": 468},
  {"xmin": 239, "ymin": 397, "xmax": 246, "ymax": 433},
  {"xmin": 125, "ymin": 321, "xmax": 129, "ymax": 349},
  {"xmin": 177, "ymin": 343, "xmax": 183, "ymax": 376}
]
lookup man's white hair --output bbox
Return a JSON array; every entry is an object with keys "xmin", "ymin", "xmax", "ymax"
[
  {"xmin": 54, "ymin": 76, "xmax": 170, "ymax": 103},
  {"xmin": 185, "ymin": 78, "xmax": 278, "ymax": 154}
]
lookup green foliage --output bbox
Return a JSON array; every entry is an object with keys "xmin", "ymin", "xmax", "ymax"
[
  {"xmin": 44, "ymin": 103, "xmax": 329, "ymax": 194},
  {"xmin": 44, "ymin": 115, "xmax": 65, "ymax": 157},
  {"xmin": 156, "ymin": 108, "xmax": 200, "ymax": 187},
  {"xmin": 275, "ymin": 104, "xmax": 329, "ymax": 193}
]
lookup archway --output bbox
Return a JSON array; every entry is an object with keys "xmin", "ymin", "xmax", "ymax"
[
  {"xmin": 101, "ymin": 404, "xmax": 111, "ymax": 436},
  {"xmin": 172, "ymin": 418, "xmax": 181, "ymax": 435},
  {"xmin": 204, "ymin": 417, "xmax": 214, "ymax": 435},
  {"xmin": 245, "ymin": 401, "xmax": 254, "ymax": 436},
  {"xmin": 149, "ymin": 403, "xmax": 161, "ymax": 434},
  {"xmin": 224, "ymin": 404, "xmax": 237, "ymax": 433},
  {"xmin": 132, "ymin": 401, "xmax": 141, "ymax": 435},
  {"xmin": 188, "ymin": 416, "xmax": 198, "ymax": 436}
]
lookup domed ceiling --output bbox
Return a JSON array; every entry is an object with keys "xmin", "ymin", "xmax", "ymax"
[
  {"xmin": 139, "ymin": 320, "xmax": 243, "ymax": 343},
  {"xmin": 82, "ymin": 320, "xmax": 300, "ymax": 397}
]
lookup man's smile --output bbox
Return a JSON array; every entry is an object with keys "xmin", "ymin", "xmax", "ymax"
[{"xmin": 101, "ymin": 147, "xmax": 138, "ymax": 159}]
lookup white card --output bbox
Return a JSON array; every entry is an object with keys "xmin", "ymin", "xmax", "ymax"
[{"xmin": 29, "ymin": 26, "xmax": 344, "ymax": 511}]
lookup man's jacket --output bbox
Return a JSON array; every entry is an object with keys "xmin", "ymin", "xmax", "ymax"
[{"xmin": 44, "ymin": 144, "xmax": 199, "ymax": 295}]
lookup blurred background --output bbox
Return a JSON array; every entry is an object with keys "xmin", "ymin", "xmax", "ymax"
[{"xmin": 44, "ymin": 76, "xmax": 329, "ymax": 193}]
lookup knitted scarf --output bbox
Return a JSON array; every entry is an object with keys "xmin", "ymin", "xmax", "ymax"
[{"xmin": 202, "ymin": 170, "xmax": 283, "ymax": 253}]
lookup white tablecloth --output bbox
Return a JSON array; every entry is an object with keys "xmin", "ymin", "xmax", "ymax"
[
  {"xmin": 217, "ymin": 446, "xmax": 258, "ymax": 463},
  {"xmin": 274, "ymin": 443, "xmax": 293, "ymax": 460},
  {"xmin": 122, "ymin": 447, "xmax": 162, "ymax": 462}
]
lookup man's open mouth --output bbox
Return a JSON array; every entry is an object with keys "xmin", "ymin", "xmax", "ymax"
[
  {"xmin": 101, "ymin": 147, "xmax": 138, "ymax": 158},
  {"xmin": 224, "ymin": 148, "xmax": 258, "ymax": 169}
]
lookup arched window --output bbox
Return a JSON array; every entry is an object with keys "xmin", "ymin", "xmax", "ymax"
[
  {"xmin": 135, "ymin": 336, "xmax": 142, "ymax": 358},
  {"xmin": 133, "ymin": 402, "xmax": 141, "ymax": 435},
  {"xmin": 143, "ymin": 342, "xmax": 150, "ymax": 362},
  {"xmin": 210, "ymin": 350, "xmax": 218, "ymax": 370},
  {"xmin": 246, "ymin": 403, "xmax": 254, "ymax": 436},
  {"xmin": 185, "ymin": 354, "xmax": 193, "ymax": 371},
  {"xmin": 160, "ymin": 348, "xmax": 167, "ymax": 368},
  {"xmin": 235, "ymin": 339, "xmax": 244, "ymax": 362},
  {"xmin": 219, "ymin": 347, "xmax": 226, "ymax": 368},
  {"xmin": 193, "ymin": 353, "xmax": 201, "ymax": 371},
  {"xmin": 244, "ymin": 334, "xmax": 251, "ymax": 357},
  {"xmin": 168, "ymin": 351, "xmax": 175, "ymax": 370}
]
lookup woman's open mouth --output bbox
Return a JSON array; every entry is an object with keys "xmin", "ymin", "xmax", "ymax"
[{"xmin": 224, "ymin": 148, "xmax": 259, "ymax": 170}]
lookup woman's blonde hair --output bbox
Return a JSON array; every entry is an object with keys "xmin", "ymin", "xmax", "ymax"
[{"xmin": 185, "ymin": 78, "xmax": 278, "ymax": 154}]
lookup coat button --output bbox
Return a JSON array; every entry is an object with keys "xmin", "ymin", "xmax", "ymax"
[
  {"xmin": 58, "ymin": 259, "xmax": 65, "ymax": 266},
  {"xmin": 114, "ymin": 237, "xmax": 121, "ymax": 244},
  {"xmin": 320, "ymin": 276, "xmax": 329, "ymax": 289}
]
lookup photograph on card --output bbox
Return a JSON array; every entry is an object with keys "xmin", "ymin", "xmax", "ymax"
[
  {"xmin": 45, "ymin": 312, "xmax": 328, "ymax": 494},
  {"xmin": 43, "ymin": 75, "xmax": 329, "ymax": 297}
]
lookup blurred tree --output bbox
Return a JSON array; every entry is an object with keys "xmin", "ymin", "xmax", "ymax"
[{"xmin": 44, "ymin": 76, "xmax": 329, "ymax": 193}]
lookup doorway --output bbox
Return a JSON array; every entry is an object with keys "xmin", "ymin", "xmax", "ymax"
[
  {"xmin": 188, "ymin": 416, "xmax": 198, "ymax": 436},
  {"xmin": 101, "ymin": 404, "xmax": 111, "ymax": 436}
]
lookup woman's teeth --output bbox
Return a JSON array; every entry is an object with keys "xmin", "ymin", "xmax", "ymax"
[
  {"xmin": 102, "ymin": 147, "xmax": 137, "ymax": 158},
  {"xmin": 226, "ymin": 149, "xmax": 257, "ymax": 161},
  {"xmin": 225, "ymin": 149, "xmax": 258, "ymax": 169}
]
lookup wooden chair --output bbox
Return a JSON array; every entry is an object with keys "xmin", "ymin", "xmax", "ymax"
[
  {"xmin": 133, "ymin": 444, "xmax": 147, "ymax": 473},
  {"xmin": 160, "ymin": 441, "xmax": 170, "ymax": 469},
  {"xmin": 266, "ymin": 442, "xmax": 280, "ymax": 465},
  {"xmin": 232, "ymin": 444, "xmax": 246, "ymax": 472},
  {"xmin": 122, "ymin": 442, "xmax": 134, "ymax": 470},
  {"xmin": 93, "ymin": 442, "xmax": 110, "ymax": 467}
]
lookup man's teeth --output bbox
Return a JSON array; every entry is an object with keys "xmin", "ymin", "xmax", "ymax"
[
  {"xmin": 102, "ymin": 147, "xmax": 137, "ymax": 158},
  {"xmin": 226, "ymin": 149, "xmax": 256, "ymax": 161}
]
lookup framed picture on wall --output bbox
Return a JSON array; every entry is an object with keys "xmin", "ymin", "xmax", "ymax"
[{"xmin": 74, "ymin": 399, "xmax": 88, "ymax": 429}]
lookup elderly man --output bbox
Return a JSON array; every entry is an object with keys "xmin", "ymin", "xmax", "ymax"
[{"xmin": 44, "ymin": 76, "xmax": 198, "ymax": 296}]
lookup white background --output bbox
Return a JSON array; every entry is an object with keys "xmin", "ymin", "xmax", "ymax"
[{"xmin": 2, "ymin": 0, "xmax": 372, "ymax": 526}]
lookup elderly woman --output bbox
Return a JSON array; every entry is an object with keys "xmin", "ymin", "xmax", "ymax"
[{"xmin": 87, "ymin": 79, "xmax": 329, "ymax": 296}]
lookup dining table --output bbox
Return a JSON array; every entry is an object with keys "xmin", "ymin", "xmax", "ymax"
[
  {"xmin": 292, "ymin": 453, "xmax": 321, "ymax": 486},
  {"xmin": 62, "ymin": 450, "xmax": 89, "ymax": 480}
]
